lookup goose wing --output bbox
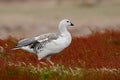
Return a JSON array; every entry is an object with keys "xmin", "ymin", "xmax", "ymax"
[{"xmin": 14, "ymin": 33, "xmax": 59, "ymax": 49}]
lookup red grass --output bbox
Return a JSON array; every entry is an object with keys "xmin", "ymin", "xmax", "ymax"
[
  {"xmin": 0, "ymin": 30, "xmax": 120, "ymax": 79},
  {"xmin": 53, "ymin": 31, "xmax": 120, "ymax": 68},
  {"xmin": 0, "ymin": 31, "xmax": 120, "ymax": 68}
]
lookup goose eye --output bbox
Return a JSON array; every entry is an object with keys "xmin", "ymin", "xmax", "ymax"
[{"xmin": 67, "ymin": 21, "xmax": 69, "ymax": 23}]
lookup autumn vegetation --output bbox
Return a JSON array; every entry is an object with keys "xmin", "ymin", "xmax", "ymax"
[{"xmin": 0, "ymin": 30, "xmax": 119, "ymax": 80}]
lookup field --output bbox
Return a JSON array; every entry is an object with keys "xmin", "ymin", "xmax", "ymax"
[
  {"xmin": 0, "ymin": 0, "xmax": 120, "ymax": 80},
  {"xmin": 0, "ymin": 30, "xmax": 120, "ymax": 80}
]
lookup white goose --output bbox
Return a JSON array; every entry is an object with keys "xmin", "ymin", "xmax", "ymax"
[{"xmin": 12, "ymin": 19, "xmax": 74, "ymax": 60}]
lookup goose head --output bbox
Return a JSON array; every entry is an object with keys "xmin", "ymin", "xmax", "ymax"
[{"xmin": 59, "ymin": 19, "xmax": 74, "ymax": 27}]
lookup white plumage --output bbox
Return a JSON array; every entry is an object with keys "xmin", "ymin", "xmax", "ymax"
[{"xmin": 12, "ymin": 19, "xmax": 74, "ymax": 60}]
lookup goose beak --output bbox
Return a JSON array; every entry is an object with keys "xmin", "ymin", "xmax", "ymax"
[{"xmin": 70, "ymin": 23, "xmax": 74, "ymax": 26}]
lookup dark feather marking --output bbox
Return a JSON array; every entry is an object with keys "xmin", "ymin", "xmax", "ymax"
[
  {"xmin": 30, "ymin": 41, "xmax": 39, "ymax": 48},
  {"xmin": 33, "ymin": 39, "xmax": 50, "ymax": 53}
]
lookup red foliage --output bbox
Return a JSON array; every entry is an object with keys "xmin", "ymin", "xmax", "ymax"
[
  {"xmin": 53, "ymin": 31, "xmax": 120, "ymax": 68},
  {"xmin": 0, "ymin": 31, "xmax": 120, "ymax": 68}
]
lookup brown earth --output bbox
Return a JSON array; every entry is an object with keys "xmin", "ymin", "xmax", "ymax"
[{"xmin": 0, "ymin": 0, "xmax": 120, "ymax": 39}]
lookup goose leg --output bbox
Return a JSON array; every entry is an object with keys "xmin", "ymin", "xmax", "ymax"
[{"xmin": 45, "ymin": 56, "xmax": 54, "ymax": 65}]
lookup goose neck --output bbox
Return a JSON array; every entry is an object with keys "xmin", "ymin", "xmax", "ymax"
[{"xmin": 59, "ymin": 25, "xmax": 69, "ymax": 34}]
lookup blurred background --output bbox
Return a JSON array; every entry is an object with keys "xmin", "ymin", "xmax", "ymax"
[{"xmin": 0, "ymin": 0, "xmax": 120, "ymax": 38}]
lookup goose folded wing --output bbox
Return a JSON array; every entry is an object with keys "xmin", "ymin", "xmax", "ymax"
[
  {"xmin": 14, "ymin": 33, "xmax": 59, "ymax": 48},
  {"xmin": 14, "ymin": 37, "xmax": 36, "ymax": 48}
]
